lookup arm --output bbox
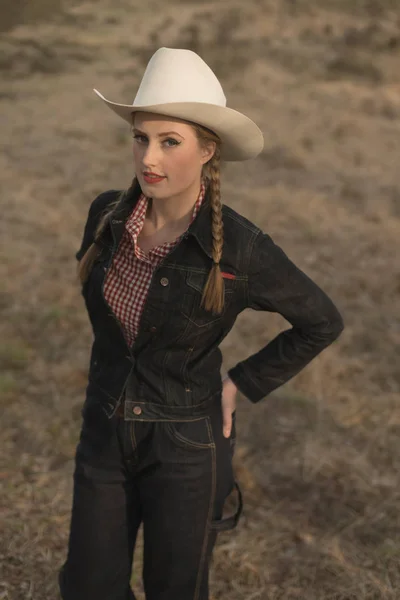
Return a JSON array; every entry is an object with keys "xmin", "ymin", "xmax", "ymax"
[{"xmin": 227, "ymin": 231, "xmax": 344, "ymax": 403}]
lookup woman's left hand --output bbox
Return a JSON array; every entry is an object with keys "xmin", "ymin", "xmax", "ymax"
[{"xmin": 221, "ymin": 376, "xmax": 238, "ymax": 438}]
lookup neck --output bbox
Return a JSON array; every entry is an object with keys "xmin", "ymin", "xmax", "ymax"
[{"xmin": 146, "ymin": 179, "xmax": 202, "ymax": 234}]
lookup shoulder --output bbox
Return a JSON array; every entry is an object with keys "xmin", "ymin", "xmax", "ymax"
[
  {"xmin": 221, "ymin": 203, "xmax": 285, "ymax": 270},
  {"xmin": 222, "ymin": 203, "xmax": 261, "ymax": 236},
  {"xmin": 75, "ymin": 190, "xmax": 121, "ymax": 261},
  {"xmin": 219, "ymin": 203, "xmax": 267, "ymax": 271},
  {"xmin": 87, "ymin": 189, "xmax": 122, "ymax": 221},
  {"xmin": 221, "ymin": 203, "xmax": 259, "ymax": 233}
]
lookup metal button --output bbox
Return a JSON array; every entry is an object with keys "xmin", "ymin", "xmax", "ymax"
[
  {"xmin": 133, "ymin": 406, "xmax": 142, "ymax": 415},
  {"xmin": 160, "ymin": 277, "xmax": 169, "ymax": 286},
  {"xmin": 150, "ymin": 326, "xmax": 157, "ymax": 333}
]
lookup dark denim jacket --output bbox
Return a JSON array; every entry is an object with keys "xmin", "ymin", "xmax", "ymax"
[{"xmin": 76, "ymin": 186, "xmax": 344, "ymax": 420}]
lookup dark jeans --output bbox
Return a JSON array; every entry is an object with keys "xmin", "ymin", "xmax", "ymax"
[{"xmin": 58, "ymin": 395, "xmax": 242, "ymax": 600}]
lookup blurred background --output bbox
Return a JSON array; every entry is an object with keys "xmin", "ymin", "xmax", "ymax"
[{"xmin": 1, "ymin": 1, "xmax": 399, "ymax": 598}]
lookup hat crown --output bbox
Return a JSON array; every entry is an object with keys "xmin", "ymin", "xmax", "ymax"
[{"xmin": 133, "ymin": 47, "xmax": 227, "ymax": 107}]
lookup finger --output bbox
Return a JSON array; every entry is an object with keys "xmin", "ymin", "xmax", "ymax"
[{"xmin": 223, "ymin": 412, "xmax": 232, "ymax": 438}]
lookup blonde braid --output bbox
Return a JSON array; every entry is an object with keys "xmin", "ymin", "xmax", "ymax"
[
  {"xmin": 77, "ymin": 176, "xmax": 139, "ymax": 285},
  {"xmin": 201, "ymin": 147, "xmax": 225, "ymax": 314}
]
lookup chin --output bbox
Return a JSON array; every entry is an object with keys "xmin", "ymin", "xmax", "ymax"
[
  {"xmin": 138, "ymin": 178, "xmax": 165, "ymax": 195},
  {"xmin": 142, "ymin": 187, "xmax": 169, "ymax": 200}
]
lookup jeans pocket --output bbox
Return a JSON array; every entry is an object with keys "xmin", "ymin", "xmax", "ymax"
[{"xmin": 164, "ymin": 417, "xmax": 214, "ymax": 451}]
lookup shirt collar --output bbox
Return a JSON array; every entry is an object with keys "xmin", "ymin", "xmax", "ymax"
[
  {"xmin": 109, "ymin": 178, "xmax": 214, "ymax": 260},
  {"xmin": 125, "ymin": 178, "xmax": 208, "ymax": 255}
]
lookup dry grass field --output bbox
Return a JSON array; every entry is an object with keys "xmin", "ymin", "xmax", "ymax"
[{"xmin": 1, "ymin": 0, "xmax": 400, "ymax": 598}]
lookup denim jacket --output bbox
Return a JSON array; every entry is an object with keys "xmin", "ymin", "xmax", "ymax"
[{"xmin": 76, "ymin": 186, "xmax": 344, "ymax": 420}]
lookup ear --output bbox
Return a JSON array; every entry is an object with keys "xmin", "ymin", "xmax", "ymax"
[{"xmin": 200, "ymin": 141, "xmax": 216, "ymax": 165}]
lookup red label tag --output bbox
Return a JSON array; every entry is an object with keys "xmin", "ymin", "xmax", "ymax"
[{"xmin": 220, "ymin": 271, "xmax": 236, "ymax": 280}]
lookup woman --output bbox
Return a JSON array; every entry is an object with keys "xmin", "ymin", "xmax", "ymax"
[{"xmin": 59, "ymin": 47, "xmax": 344, "ymax": 600}]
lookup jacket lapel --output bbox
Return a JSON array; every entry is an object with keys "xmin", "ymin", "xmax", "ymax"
[{"xmin": 105, "ymin": 181, "xmax": 214, "ymax": 260}]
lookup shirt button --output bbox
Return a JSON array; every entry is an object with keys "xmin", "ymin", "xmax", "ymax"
[
  {"xmin": 160, "ymin": 277, "xmax": 169, "ymax": 286},
  {"xmin": 133, "ymin": 406, "xmax": 142, "ymax": 415}
]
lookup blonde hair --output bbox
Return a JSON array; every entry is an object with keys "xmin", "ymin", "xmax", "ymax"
[
  {"xmin": 77, "ymin": 119, "xmax": 224, "ymax": 314},
  {"xmin": 76, "ymin": 179, "xmax": 140, "ymax": 288},
  {"xmin": 191, "ymin": 123, "xmax": 224, "ymax": 314}
]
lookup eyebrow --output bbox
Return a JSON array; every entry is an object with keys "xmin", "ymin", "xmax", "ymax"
[{"xmin": 133, "ymin": 128, "xmax": 184, "ymax": 139}]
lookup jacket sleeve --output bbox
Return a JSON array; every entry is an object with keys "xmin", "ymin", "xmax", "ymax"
[
  {"xmin": 227, "ymin": 231, "xmax": 344, "ymax": 403},
  {"xmin": 75, "ymin": 190, "xmax": 120, "ymax": 261}
]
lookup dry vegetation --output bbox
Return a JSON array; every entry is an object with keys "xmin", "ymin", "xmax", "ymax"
[{"xmin": 1, "ymin": 0, "xmax": 400, "ymax": 598}]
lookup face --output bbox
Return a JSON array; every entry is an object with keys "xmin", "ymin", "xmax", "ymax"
[{"xmin": 132, "ymin": 112, "xmax": 215, "ymax": 200}]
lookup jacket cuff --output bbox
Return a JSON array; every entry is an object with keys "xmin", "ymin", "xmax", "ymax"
[{"xmin": 227, "ymin": 363, "xmax": 266, "ymax": 404}]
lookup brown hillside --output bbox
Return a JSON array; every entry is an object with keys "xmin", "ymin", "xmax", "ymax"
[{"xmin": 1, "ymin": 1, "xmax": 399, "ymax": 598}]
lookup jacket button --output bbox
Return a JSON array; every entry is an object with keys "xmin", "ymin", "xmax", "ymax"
[
  {"xmin": 133, "ymin": 406, "xmax": 142, "ymax": 415},
  {"xmin": 160, "ymin": 277, "xmax": 169, "ymax": 286},
  {"xmin": 150, "ymin": 326, "xmax": 157, "ymax": 333}
]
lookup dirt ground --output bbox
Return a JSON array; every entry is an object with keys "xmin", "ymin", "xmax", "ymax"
[{"xmin": 1, "ymin": 0, "xmax": 400, "ymax": 598}]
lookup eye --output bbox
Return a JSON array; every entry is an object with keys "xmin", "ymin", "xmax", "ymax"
[
  {"xmin": 132, "ymin": 134, "xmax": 147, "ymax": 143},
  {"xmin": 163, "ymin": 138, "xmax": 180, "ymax": 147}
]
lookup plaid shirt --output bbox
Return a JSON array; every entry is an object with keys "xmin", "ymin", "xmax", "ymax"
[{"xmin": 103, "ymin": 181, "xmax": 206, "ymax": 347}]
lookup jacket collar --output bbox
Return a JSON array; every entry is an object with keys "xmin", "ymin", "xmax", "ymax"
[
  {"xmin": 186, "ymin": 184, "xmax": 213, "ymax": 259},
  {"xmin": 107, "ymin": 182, "xmax": 214, "ymax": 260}
]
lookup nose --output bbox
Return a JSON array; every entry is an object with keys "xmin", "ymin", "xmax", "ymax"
[{"xmin": 142, "ymin": 141, "xmax": 161, "ymax": 170}]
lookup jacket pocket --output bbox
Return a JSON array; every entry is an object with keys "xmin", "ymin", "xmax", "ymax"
[
  {"xmin": 181, "ymin": 270, "xmax": 236, "ymax": 329},
  {"xmin": 164, "ymin": 417, "xmax": 214, "ymax": 450}
]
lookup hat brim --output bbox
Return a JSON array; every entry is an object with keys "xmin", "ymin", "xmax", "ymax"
[{"xmin": 93, "ymin": 89, "xmax": 263, "ymax": 161}]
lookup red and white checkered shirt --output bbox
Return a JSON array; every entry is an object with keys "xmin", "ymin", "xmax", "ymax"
[{"xmin": 104, "ymin": 181, "xmax": 206, "ymax": 347}]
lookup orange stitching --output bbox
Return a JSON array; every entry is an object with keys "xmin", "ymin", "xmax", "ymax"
[{"xmin": 194, "ymin": 417, "xmax": 216, "ymax": 600}]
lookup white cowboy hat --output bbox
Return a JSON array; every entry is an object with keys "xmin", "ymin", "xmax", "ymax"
[{"xmin": 93, "ymin": 47, "xmax": 264, "ymax": 161}]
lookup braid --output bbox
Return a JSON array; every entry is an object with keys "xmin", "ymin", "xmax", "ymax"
[
  {"xmin": 77, "ymin": 176, "xmax": 139, "ymax": 285},
  {"xmin": 208, "ymin": 147, "xmax": 224, "ymax": 265},
  {"xmin": 201, "ymin": 147, "xmax": 225, "ymax": 314}
]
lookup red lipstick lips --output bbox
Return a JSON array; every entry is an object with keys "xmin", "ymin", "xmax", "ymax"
[{"xmin": 143, "ymin": 171, "xmax": 166, "ymax": 184}]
